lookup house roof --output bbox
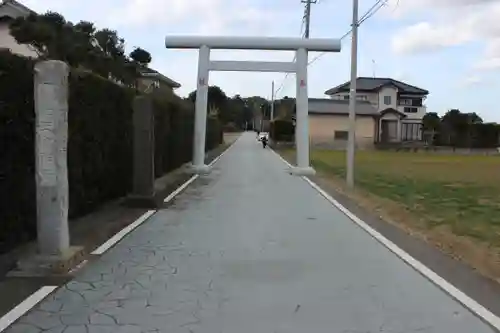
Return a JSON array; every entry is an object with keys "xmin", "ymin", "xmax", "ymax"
[
  {"xmin": 308, "ymin": 98, "xmax": 378, "ymax": 116},
  {"xmin": 139, "ymin": 67, "xmax": 181, "ymax": 88},
  {"xmin": 379, "ymin": 107, "xmax": 406, "ymax": 118},
  {"xmin": 324, "ymin": 77, "xmax": 429, "ymax": 96},
  {"xmin": 0, "ymin": 0, "xmax": 35, "ymax": 19}
]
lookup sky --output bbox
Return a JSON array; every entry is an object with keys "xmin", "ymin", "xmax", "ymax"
[{"xmin": 19, "ymin": 0, "xmax": 500, "ymax": 122}]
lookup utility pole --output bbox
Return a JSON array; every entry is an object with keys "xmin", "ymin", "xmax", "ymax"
[
  {"xmin": 346, "ymin": 0, "xmax": 359, "ymax": 188},
  {"xmin": 301, "ymin": 0, "xmax": 317, "ymax": 38},
  {"xmin": 271, "ymin": 81, "xmax": 275, "ymax": 120}
]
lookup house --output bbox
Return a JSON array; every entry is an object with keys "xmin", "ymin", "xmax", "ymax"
[
  {"xmin": 0, "ymin": 0, "xmax": 180, "ymax": 91},
  {"xmin": 138, "ymin": 67, "xmax": 181, "ymax": 94},
  {"xmin": 0, "ymin": 0, "xmax": 37, "ymax": 57},
  {"xmin": 308, "ymin": 77, "xmax": 429, "ymax": 148}
]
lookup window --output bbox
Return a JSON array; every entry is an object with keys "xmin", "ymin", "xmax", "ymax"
[
  {"xmin": 404, "ymin": 107, "xmax": 418, "ymax": 113},
  {"xmin": 343, "ymin": 95, "xmax": 366, "ymax": 101},
  {"xmin": 399, "ymin": 99, "xmax": 412, "ymax": 105},
  {"xmin": 334, "ymin": 130, "xmax": 349, "ymax": 140},
  {"xmin": 384, "ymin": 96, "xmax": 391, "ymax": 105},
  {"xmin": 402, "ymin": 123, "xmax": 422, "ymax": 141}
]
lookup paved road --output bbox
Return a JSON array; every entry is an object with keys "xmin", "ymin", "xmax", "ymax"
[{"xmin": 6, "ymin": 133, "xmax": 496, "ymax": 333}]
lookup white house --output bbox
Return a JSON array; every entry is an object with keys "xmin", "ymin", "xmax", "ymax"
[
  {"xmin": 307, "ymin": 77, "xmax": 428, "ymax": 147},
  {"xmin": 0, "ymin": 0, "xmax": 38, "ymax": 57}
]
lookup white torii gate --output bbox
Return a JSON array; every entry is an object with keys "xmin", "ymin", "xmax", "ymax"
[{"xmin": 164, "ymin": 36, "xmax": 341, "ymax": 176}]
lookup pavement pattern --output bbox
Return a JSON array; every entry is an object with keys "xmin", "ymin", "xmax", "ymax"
[{"xmin": 6, "ymin": 132, "xmax": 497, "ymax": 333}]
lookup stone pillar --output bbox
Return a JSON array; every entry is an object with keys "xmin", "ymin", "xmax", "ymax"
[
  {"xmin": 131, "ymin": 95, "xmax": 155, "ymax": 199},
  {"xmin": 191, "ymin": 45, "xmax": 211, "ymax": 174},
  {"xmin": 34, "ymin": 60, "xmax": 70, "ymax": 256},
  {"xmin": 291, "ymin": 48, "xmax": 315, "ymax": 176}
]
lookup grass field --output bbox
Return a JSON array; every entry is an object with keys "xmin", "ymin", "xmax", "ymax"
[{"xmin": 281, "ymin": 149, "xmax": 500, "ymax": 280}]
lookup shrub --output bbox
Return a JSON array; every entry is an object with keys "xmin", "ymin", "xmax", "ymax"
[
  {"xmin": 270, "ymin": 119, "xmax": 295, "ymax": 142},
  {"xmin": 67, "ymin": 70, "xmax": 134, "ymax": 217},
  {"xmin": 0, "ymin": 51, "xmax": 37, "ymax": 252}
]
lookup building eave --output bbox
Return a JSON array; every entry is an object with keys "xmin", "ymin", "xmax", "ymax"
[{"xmin": 140, "ymin": 71, "xmax": 181, "ymax": 88}]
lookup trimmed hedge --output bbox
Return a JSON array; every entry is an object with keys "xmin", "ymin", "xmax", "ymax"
[
  {"xmin": 0, "ymin": 51, "xmax": 222, "ymax": 254},
  {"xmin": 270, "ymin": 119, "xmax": 295, "ymax": 142}
]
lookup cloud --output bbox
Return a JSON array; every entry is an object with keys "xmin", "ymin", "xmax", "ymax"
[
  {"xmin": 391, "ymin": 22, "xmax": 474, "ymax": 54},
  {"xmin": 390, "ymin": 0, "xmax": 500, "ymax": 71},
  {"xmin": 458, "ymin": 75, "xmax": 483, "ymax": 87},
  {"xmin": 105, "ymin": 0, "xmax": 276, "ymax": 35},
  {"xmin": 385, "ymin": 0, "xmax": 499, "ymax": 16},
  {"xmin": 108, "ymin": 0, "xmax": 221, "ymax": 27}
]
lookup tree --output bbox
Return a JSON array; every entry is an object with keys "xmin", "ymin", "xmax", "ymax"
[
  {"xmin": 440, "ymin": 109, "xmax": 484, "ymax": 147},
  {"xmin": 187, "ymin": 85, "xmax": 228, "ymax": 114},
  {"xmin": 130, "ymin": 47, "xmax": 152, "ymax": 67},
  {"xmin": 422, "ymin": 112, "xmax": 440, "ymax": 131},
  {"xmin": 10, "ymin": 12, "xmax": 67, "ymax": 60}
]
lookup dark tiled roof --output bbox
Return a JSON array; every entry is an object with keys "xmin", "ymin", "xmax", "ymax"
[
  {"xmin": 139, "ymin": 67, "xmax": 181, "ymax": 88},
  {"xmin": 325, "ymin": 77, "xmax": 428, "ymax": 95},
  {"xmin": 308, "ymin": 98, "xmax": 378, "ymax": 116}
]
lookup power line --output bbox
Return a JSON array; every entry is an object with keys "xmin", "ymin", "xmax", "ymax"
[{"xmin": 308, "ymin": 0, "xmax": 389, "ymax": 66}]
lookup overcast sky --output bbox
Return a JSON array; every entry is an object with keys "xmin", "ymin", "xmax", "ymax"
[{"xmin": 20, "ymin": 0, "xmax": 500, "ymax": 122}]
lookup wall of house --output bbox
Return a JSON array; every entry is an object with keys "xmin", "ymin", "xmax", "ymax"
[
  {"xmin": 377, "ymin": 86, "xmax": 398, "ymax": 110},
  {"xmin": 327, "ymin": 83, "xmax": 428, "ymax": 122},
  {"xmin": 329, "ymin": 92, "xmax": 378, "ymax": 104},
  {"xmin": 0, "ymin": 23, "xmax": 38, "ymax": 57},
  {"xmin": 309, "ymin": 114, "xmax": 375, "ymax": 149},
  {"xmin": 396, "ymin": 104, "xmax": 426, "ymax": 120}
]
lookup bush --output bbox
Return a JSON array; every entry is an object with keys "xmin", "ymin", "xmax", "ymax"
[
  {"xmin": 0, "ymin": 51, "xmax": 222, "ymax": 254},
  {"xmin": 68, "ymin": 70, "xmax": 134, "ymax": 216},
  {"xmin": 0, "ymin": 51, "xmax": 37, "ymax": 252},
  {"xmin": 270, "ymin": 119, "xmax": 295, "ymax": 142}
]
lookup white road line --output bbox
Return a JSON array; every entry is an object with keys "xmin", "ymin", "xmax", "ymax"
[
  {"xmin": 0, "ymin": 136, "xmax": 245, "ymax": 331},
  {"xmin": 91, "ymin": 210, "xmax": 156, "ymax": 255},
  {"xmin": 165, "ymin": 134, "xmax": 242, "ymax": 204},
  {"xmin": 0, "ymin": 286, "xmax": 57, "ymax": 332},
  {"xmin": 163, "ymin": 175, "xmax": 198, "ymax": 203},
  {"xmin": 271, "ymin": 147, "xmax": 500, "ymax": 330},
  {"xmin": 68, "ymin": 259, "xmax": 88, "ymax": 274},
  {"xmin": 209, "ymin": 134, "xmax": 243, "ymax": 167},
  {"xmin": 92, "ymin": 136, "xmax": 242, "ymax": 256}
]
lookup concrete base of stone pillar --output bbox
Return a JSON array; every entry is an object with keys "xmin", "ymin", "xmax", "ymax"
[
  {"xmin": 289, "ymin": 166, "xmax": 316, "ymax": 176},
  {"xmin": 187, "ymin": 164, "xmax": 211, "ymax": 175},
  {"xmin": 8, "ymin": 246, "xmax": 84, "ymax": 277}
]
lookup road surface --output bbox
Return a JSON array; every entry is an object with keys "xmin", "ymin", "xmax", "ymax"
[{"xmin": 5, "ymin": 132, "xmax": 496, "ymax": 333}]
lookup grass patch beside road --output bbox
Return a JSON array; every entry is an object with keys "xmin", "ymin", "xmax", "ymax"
[{"xmin": 280, "ymin": 149, "xmax": 500, "ymax": 281}]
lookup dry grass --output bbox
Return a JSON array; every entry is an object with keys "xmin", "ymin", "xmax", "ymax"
[{"xmin": 281, "ymin": 149, "xmax": 500, "ymax": 282}]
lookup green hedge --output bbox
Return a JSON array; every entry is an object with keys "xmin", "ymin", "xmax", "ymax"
[
  {"xmin": 0, "ymin": 51, "xmax": 222, "ymax": 254},
  {"xmin": 270, "ymin": 119, "xmax": 295, "ymax": 142}
]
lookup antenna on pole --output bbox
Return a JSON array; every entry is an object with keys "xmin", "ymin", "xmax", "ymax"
[{"xmin": 372, "ymin": 59, "xmax": 376, "ymax": 78}]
